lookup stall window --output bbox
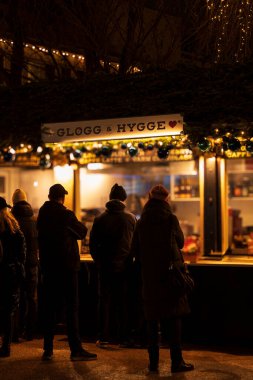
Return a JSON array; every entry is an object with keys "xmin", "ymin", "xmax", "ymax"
[
  {"xmin": 80, "ymin": 160, "xmax": 200, "ymax": 260},
  {"xmin": 227, "ymin": 158, "xmax": 253, "ymax": 255}
]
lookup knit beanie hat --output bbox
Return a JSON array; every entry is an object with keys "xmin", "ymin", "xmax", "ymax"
[
  {"xmin": 12, "ymin": 188, "xmax": 27, "ymax": 204},
  {"xmin": 109, "ymin": 183, "xmax": 127, "ymax": 201},
  {"xmin": 149, "ymin": 184, "xmax": 169, "ymax": 201}
]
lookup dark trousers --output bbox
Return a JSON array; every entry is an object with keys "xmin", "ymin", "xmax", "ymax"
[
  {"xmin": 97, "ymin": 270, "xmax": 128, "ymax": 343},
  {"xmin": 0, "ymin": 282, "xmax": 20, "ymax": 351},
  {"xmin": 147, "ymin": 318, "xmax": 183, "ymax": 365},
  {"xmin": 1, "ymin": 310, "xmax": 14, "ymax": 350},
  {"xmin": 14, "ymin": 266, "xmax": 38, "ymax": 339},
  {"xmin": 41, "ymin": 271, "xmax": 82, "ymax": 353}
]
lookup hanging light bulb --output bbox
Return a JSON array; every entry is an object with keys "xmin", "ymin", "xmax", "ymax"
[
  {"xmin": 36, "ymin": 146, "xmax": 43, "ymax": 154},
  {"xmin": 197, "ymin": 138, "xmax": 211, "ymax": 152}
]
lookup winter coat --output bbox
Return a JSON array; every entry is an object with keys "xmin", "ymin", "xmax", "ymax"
[
  {"xmin": 89, "ymin": 199, "xmax": 136, "ymax": 273},
  {"xmin": 37, "ymin": 200, "xmax": 87, "ymax": 273},
  {"xmin": 0, "ymin": 226, "xmax": 26, "ymax": 312},
  {"xmin": 130, "ymin": 198, "xmax": 190, "ymax": 320},
  {"xmin": 12, "ymin": 200, "xmax": 38, "ymax": 271}
]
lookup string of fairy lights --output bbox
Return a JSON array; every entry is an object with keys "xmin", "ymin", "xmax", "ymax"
[
  {"xmin": 207, "ymin": 0, "xmax": 253, "ymax": 63},
  {"xmin": 0, "ymin": 37, "xmax": 139, "ymax": 76}
]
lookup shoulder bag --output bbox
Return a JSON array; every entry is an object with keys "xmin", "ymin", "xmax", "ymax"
[{"xmin": 167, "ymin": 229, "xmax": 194, "ymax": 297}]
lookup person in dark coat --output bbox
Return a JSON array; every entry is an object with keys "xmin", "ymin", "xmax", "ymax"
[
  {"xmin": 0, "ymin": 197, "xmax": 26, "ymax": 357},
  {"xmin": 37, "ymin": 183, "xmax": 97, "ymax": 361},
  {"xmin": 11, "ymin": 189, "xmax": 38, "ymax": 341},
  {"xmin": 89, "ymin": 183, "xmax": 136, "ymax": 347},
  {"xmin": 130, "ymin": 184, "xmax": 194, "ymax": 374}
]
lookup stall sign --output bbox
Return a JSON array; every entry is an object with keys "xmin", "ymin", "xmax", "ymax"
[
  {"xmin": 41, "ymin": 114, "xmax": 183, "ymax": 143},
  {"xmin": 225, "ymin": 146, "xmax": 253, "ymax": 159}
]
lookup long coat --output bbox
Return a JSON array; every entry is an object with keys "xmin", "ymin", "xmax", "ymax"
[
  {"xmin": 12, "ymin": 200, "xmax": 38, "ymax": 274},
  {"xmin": 0, "ymin": 227, "xmax": 26, "ymax": 313},
  {"xmin": 130, "ymin": 198, "xmax": 190, "ymax": 320},
  {"xmin": 37, "ymin": 200, "xmax": 87, "ymax": 273}
]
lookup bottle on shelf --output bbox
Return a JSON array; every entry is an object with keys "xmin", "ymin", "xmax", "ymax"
[{"xmin": 242, "ymin": 177, "xmax": 249, "ymax": 197}]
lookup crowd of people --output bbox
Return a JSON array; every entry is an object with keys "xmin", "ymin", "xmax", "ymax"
[{"xmin": 0, "ymin": 182, "xmax": 194, "ymax": 374}]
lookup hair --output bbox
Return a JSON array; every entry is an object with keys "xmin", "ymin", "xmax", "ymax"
[
  {"xmin": 0, "ymin": 208, "xmax": 20, "ymax": 234},
  {"xmin": 48, "ymin": 193, "xmax": 65, "ymax": 202}
]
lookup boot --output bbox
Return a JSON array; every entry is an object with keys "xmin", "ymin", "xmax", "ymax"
[
  {"xmin": 0, "ymin": 314, "xmax": 13, "ymax": 357},
  {"xmin": 170, "ymin": 347, "xmax": 194, "ymax": 373},
  {"xmin": 148, "ymin": 345, "xmax": 159, "ymax": 373}
]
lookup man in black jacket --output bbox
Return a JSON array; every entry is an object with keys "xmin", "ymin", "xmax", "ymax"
[
  {"xmin": 37, "ymin": 183, "xmax": 97, "ymax": 361},
  {"xmin": 89, "ymin": 183, "xmax": 136, "ymax": 347}
]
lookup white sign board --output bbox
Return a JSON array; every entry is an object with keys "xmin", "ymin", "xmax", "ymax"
[{"xmin": 41, "ymin": 114, "xmax": 183, "ymax": 143}]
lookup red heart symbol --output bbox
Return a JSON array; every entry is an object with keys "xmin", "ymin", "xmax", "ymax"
[{"xmin": 169, "ymin": 121, "xmax": 177, "ymax": 128}]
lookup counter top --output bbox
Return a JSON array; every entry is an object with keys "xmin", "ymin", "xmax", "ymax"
[
  {"xmin": 80, "ymin": 253, "xmax": 253, "ymax": 267},
  {"xmin": 188, "ymin": 255, "xmax": 253, "ymax": 267},
  {"xmin": 80, "ymin": 253, "xmax": 94, "ymax": 262}
]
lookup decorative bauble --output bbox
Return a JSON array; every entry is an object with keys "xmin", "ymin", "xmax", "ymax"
[
  {"xmin": 73, "ymin": 149, "xmax": 82, "ymax": 159},
  {"xmin": 197, "ymin": 138, "xmax": 211, "ymax": 152},
  {"xmin": 101, "ymin": 145, "xmax": 112, "ymax": 157},
  {"xmin": 222, "ymin": 142, "xmax": 228, "ymax": 151},
  {"xmin": 4, "ymin": 150, "xmax": 16, "ymax": 162},
  {"xmin": 167, "ymin": 143, "xmax": 174, "ymax": 150},
  {"xmin": 227, "ymin": 138, "xmax": 241, "ymax": 151},
  {"xmin": 157, "ymin": 147, "xmax": 169, "ymax": 159},
  {"xmin": 222, "ymin": 136, "xmax": 230, "ymax": 143},
  {"xmin": 93, "ymin": 148, "xmax": 102, "ymax": 157},
  {"xmin": 128, "ymin": 146, "xmax": 138, "ymax": 157},
  {"xmin": 246, "ymin": 140, "xmax": 253, "ymax": 152},
  {"xmin": 39, "ymin": 154, "xmax": 51, "ymax": 169}
]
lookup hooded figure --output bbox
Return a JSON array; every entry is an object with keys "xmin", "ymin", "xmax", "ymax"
[
  {"xmin": 89, "ymin": 183, "xmax": 136, "ymax": 346},
  {"xmin": 130, "ymin": 184, "xmax": 194, "ymax": 374}
]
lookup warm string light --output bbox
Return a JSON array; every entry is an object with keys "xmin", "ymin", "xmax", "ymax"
[
  {"xmin": 0, "ymin": 38, "xmax": 85, "ymax": 62},
  {"xmin": 0, "ymin": 127, "xmax": 253, "ymax": 166},
  {"xmin": 207, "ymin": 0, "xmax": 253, "ymax": 63},
  {"xmin": 0, "ymin": 37, "xmax": 140, "ymax": 74}
]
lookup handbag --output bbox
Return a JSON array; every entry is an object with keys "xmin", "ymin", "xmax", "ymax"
[
  {"xmin": 167, "ymin": 229, "xmax": 194, "ymax": 297},
  {"xmin": 167, "ymin": 263, "xmax": 194, "ymax": 296}
]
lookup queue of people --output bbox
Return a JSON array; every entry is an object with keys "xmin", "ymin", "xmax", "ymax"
[{"xmin": 0, "ymin": 182, "xmax": 194, "ymax": 374}]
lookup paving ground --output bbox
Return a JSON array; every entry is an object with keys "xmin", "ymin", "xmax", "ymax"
[{"xmin": 1, "ymin": 336, "xmax": 253, "ymax": 380}]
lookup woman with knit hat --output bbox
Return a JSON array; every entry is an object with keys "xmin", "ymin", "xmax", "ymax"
[
  {"xmin": 0, "ymin": 197, "xmax": 26, "ymax": 357},
  {"xmin": 130, "ymin": 184, "xmax": 194, "ymax": 374},
  {"xmin": 11, "ymin": 189, "xmax": 38, "ymax": 341}
]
